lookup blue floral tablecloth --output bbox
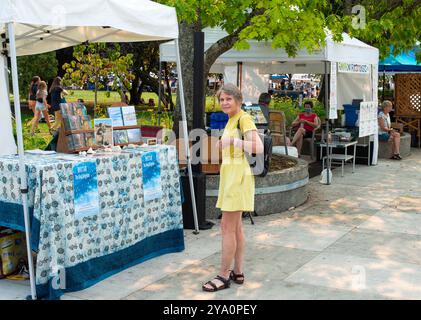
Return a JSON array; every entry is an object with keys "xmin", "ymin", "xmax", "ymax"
[{"xmin": 0, "ymin": 145, "xmax": 184, "ymax": 299}]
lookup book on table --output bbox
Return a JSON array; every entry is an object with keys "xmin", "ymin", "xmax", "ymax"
[
  {"xmin": 113, "ymin": 130, "xmax": 129, "ymax": 145},
  {"xmin": 74, "ymin": 104, "xmax": 88, "ymax": 117},
  {"xmin": 60, "ymin": 103, "xmax": 75, "ymax": 117},
  {"xmin": 127, "ymin": 128, "xmax": 142, "ymax": 143},
  {"xmin": 80, "ymin": 115, "xmax": 92, "ymax": 130},
  {"xmin": 94, "ymin": 118, "xmax": 114, "ymax": 147},
  {"xmin": 66, "ymin": 135, "xmax": 74, "ymax": 150},
  {"xmin": 85, "ymin": 133, "xmax": 95, "ymax": 148},
  {"xmin": 107, "ymin": 107, "xmax": 124, "ymax": 127},
  {"xmin": 71, "ymin": 133, "xmax": 86, "ymax": 150},
  {"xmin": 121, "ymin": 106, "xmax": 137, "ymax": 126},
  {"xmin": 64, "ymin": 115, "xmax": 82, "ymax": 131}
]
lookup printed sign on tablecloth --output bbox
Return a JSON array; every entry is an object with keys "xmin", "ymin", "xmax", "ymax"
[
  {"xmin": 73, "ymin": 161, "xmax": 100, "ymax": 219},
  {"xmin": 142, "ymin": 151, "xmax": 162, "ymax": 202}
]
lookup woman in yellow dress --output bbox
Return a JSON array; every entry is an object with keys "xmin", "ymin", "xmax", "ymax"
[{"xmin": 203, "ymin": 84, "xmax": 263, "ymax": 292}]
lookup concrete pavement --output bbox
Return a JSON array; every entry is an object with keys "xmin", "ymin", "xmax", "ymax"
[{"xmin": 2, "ymin": 148, "xmax": 421, "ymax": 300}]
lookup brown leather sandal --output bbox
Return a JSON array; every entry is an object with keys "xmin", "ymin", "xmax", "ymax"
[
  {"xmin": 230, "ymin": 270, "xmax": 245, "ymax": 284},
  {"xmin": 202, "ymin": 275, "xmax": 231, "ymax": 292}
]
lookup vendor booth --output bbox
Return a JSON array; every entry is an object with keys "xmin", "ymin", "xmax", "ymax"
[
  {"xmin": 379, "ymin": 46, "xmax": 421, "ymax": 148},
  {"xmin": 379, "ymin": 46, "xmax": 421, "ymax": 73},
  {"xmin": 161, "ymin": 28, "xmax": 380, "ymax": 169},
  {"xmin": 0, "ymin": 0, "xmax": 199, "ymax": 300}
]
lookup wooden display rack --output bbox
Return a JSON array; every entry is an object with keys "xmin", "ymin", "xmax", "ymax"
[
  {"xmin": 56, "ymin": 119, "xmax": 144, "ymax": 153},
  {"xmin": 175, "ymin": 136, "xmax": 222, "ymax": 174}
]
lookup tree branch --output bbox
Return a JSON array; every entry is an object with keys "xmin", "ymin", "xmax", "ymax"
[
  {"xmin": 371, "ymin": 0, "xmax": 421, "ymax": 20},
  {"xmin": 203, "ymin": 8, "xmax": 265, "ymax": 76}
]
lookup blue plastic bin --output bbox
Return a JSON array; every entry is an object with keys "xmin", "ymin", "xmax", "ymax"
[
  {"xmin": 210, "ymin": 112, "xmax": 228, "ymax": 129},
  {"xmin": 343, "ymin": 104, "xmax": 360, "ymax": 127}
]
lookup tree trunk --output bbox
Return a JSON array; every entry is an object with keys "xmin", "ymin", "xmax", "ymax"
[
  {"xmin": 94, "ymin": 72, "xmax": 98, "ymax": 109},
  {"xmin": 175, "ymin": 8, "xmax": 265, "ymax": 135},
  {"xmin": 55, "ymin": 47, "xmax": 74, "ymax": 77},
  {"xmin": 163, "ymin": 62, "xmax": 174, "ymax": 111},
  {"xmin": 173, "ymin": 21, "xmax": 196, "ymax": 136},
  {"xmin": 129, "ymin": 73, "xmax": 141, "ymax": 105}
]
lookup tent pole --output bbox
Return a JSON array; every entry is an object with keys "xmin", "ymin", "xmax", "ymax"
[
  {"xmin": 157, "ymin": 57, "xmax": 162, "ymax": 126},
  {"xmin": 382, "ymin": 72, "xmax": 385, "ymax": 101},
  {"xmin": 6, "ymin": 22, "xmax": 37, "ymax": 300},
  {"xmin": 324, "ymin": 61, "xmax": 331, "ymax": 185},
  {"xmin": 174, "ymin": 39, "xmax": 200, "ymax": 234}
]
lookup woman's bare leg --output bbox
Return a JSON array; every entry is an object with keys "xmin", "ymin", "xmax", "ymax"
[
  {"xmin": 291, "ymin": 128, "xmax": 305, "ymax": 155},
  {"xmin": 393, "ymin": 132, "xmax": 401, "ymax": 154},
  {"xmin": 31, "ymin": 110, "xmax": 41, "ymax": 134},
  {"xmin": 42, "ymin": 109, "xmax": 52, "ymax": 129},
  {"xmin": 202, "ymin": 211, "xmax": 242, "ymax": 290},
  {"xmin": 233, "ymin": 214, "xmax": 245, "ymax": 275}
]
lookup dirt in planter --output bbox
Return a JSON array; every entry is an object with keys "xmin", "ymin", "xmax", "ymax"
[{"xmin": 269, "ymin": 154, "xmax": 297, "ymax": 172}]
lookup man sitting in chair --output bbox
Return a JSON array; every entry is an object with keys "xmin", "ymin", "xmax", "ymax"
[{"xmin": 288, "ymin": 101, "xmax": 320, "ymax": 157}]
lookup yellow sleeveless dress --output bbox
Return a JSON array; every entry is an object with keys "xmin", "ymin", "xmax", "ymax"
[{"xmin": 216, "ymin": 110, "xmax": 257, "ymax": 212}]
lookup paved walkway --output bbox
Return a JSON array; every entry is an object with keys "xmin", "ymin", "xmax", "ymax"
[{"xmin": 2, "ymin": 149, "xmax": 421, "ymax": 300}]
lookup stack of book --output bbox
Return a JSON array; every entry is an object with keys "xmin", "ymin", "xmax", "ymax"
[
  {"xmin": 60, "ymin": 102, "xmax": 93, "ymax": 150},
  {"xmin": 107, "ymin": 106, "xmax": 142, "ymax": 145}
]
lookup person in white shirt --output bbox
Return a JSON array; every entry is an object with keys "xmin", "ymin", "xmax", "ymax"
[{"xmin": 378, "ymin": 100, "xmax": 401, "ymax": 160}]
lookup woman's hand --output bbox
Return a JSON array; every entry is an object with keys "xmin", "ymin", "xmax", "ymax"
[{"xmin": 217, "ymin": 137, "xmax": 233, "ymax": 149}]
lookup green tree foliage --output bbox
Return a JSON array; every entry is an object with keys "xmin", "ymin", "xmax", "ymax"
[
  {"xmin": 16, "ymin": 52, "xmax": 58, "ymax": 98},
  {"xmin": 119, "ymin": 42, "xmax": 175, "ymax": 110},
  {"xmin": 158, "ymin": 0, "xmax": 420, "ymax": 130},
  {"xmin": 62, "ymin": 43, "xmax": 135, "ymax": 108},
  {"xmin": 323, "ymin": 0, "xmax": 421, "ymax": 62}
]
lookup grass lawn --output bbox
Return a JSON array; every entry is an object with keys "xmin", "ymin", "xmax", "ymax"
[
  {"xmin": 14, "ymin": 90, "xmax": 222, "ymax": 150},
  {"xmin": 65, "ymin": 90, "xmax": 221, "ymax": 111}
]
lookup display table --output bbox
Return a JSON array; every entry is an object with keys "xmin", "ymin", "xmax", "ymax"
[
  {"xmin": 0, "ymin": 145, "xmax": 184, "ymax": 299},
  {"xmin": 319, "ymin": 140, "xmax": 357, "ymax": 177}
]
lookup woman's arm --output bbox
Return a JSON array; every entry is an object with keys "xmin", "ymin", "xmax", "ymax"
[
  {"xmin": 291, "ymin": 115, "xmax": 301, "ymax": 127},
  {"xmin": 62, "ymin": 88, "xmax": 69, "ymax": 96},
  {"xmin": 378, "ymin": 118, "xmax": 391, "ymax": 132},
  {"xmin": 234, "ymin": 130, "xmax": 264, "ymax": 154}
]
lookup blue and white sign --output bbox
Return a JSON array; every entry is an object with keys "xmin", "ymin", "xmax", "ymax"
[
  {"xmin": 73, "ymin": 161, "xmax": 100, "ymax": 219},
  {"xmin": 142, "ymin": 151, "xmax": 162, "ymax": 202}
]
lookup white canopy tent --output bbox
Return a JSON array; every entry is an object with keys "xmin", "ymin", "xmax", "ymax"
[
  {"xmin": 160, "ymin": 28, "xmax": 379, "ymax": 108},
  {"xmin": 161, "ymin": 28, "xmax": 380, "ymax": 172},
  {"xmin": 0, "ymin": 0, "xmax": 198, "ymax": 300}
]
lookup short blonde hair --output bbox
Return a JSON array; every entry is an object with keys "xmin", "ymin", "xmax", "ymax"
[
  {"xmin": 38, "ymin": 81, "xmax": 47, "ymax": 91},
  {"xmin": 216, "ymin": 83, "xmax": 243, "ymax": 103},
  {"xmin": 381, "ymin": 100, "xmax": 393, "ymax": 110}
]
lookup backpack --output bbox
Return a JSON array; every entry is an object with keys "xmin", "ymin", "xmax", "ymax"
[{"xmin": 237, "ymin": 117, "xmax": 272, "ymax": 177}]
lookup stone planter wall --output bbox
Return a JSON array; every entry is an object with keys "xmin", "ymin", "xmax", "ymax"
[{"xmin": 205, "ymin": 156, "xmax": 309, "ymax": 219}]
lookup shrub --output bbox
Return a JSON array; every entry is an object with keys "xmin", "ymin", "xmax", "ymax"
[{"xmin": 270, "ymin": 97, "xmax": 326, "ymax": 126}]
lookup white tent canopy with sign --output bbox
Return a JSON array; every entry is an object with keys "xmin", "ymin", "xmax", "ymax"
[
  {"xmin": 0, "ymin": 0, "xmax": 198, "ymax": 300},
  {"xmin": 161, "ymin": 28, "xmax": 380, "ymax": 172},
  {"xmin": 160, "ymin": 27, "xmax": 379, "ymax": 110}
]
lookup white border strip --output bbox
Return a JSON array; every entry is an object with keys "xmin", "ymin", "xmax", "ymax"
[{"xmin": 206, "ymin": 176, "xmax": 309, "ymax": 197}]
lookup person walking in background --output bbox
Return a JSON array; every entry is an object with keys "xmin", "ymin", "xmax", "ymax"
[
  {"xmin": 49, "ymin": 77, "xmax": 68, "ymax": 132},
  {"xmin": 30, "ymin": 81, "xmax": 53, "ymax": 135},
  {"xmin": 28, "ymin": 76, "xmax": 40, "ymax": 114},
  {"xmin": 202, "ymin": 83, "xmax": 263, "ymax": 292},
  {"xmin": 26, "ymin": 76, "xmax": 40, "ymax": 127}
]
